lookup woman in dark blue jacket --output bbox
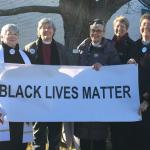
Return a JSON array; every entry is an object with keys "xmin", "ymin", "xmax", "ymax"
[{"xmin": 74, "ymin": 19, "xmax": 120, "ymax": 150}]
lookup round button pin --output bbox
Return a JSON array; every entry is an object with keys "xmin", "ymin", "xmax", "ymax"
[{"xmin": 9, "ymin": 49, "xmax": 15, "ymax": 55}]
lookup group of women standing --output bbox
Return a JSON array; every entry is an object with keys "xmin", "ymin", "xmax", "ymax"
[
  {"xmin": 0, "ymin": 13, "xmax": 150, "ymax": 150},
  {"xmin": 0, "ymin": 18, "xmax": 68, "ymax": 150},
  {"xmin": 74, "ymin": 13, "xmax": 150, "ymax": 150}
]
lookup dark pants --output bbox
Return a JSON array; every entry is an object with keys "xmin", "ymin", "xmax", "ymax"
[
  {"xmin": 111, "ymin": 112, "xmax": 150, "ymax": 150},
  {"xmin": 111, "ymin": 122, "xmax": 134, "ymax": 150},
  {"xmin": 137, "ymin": 110, "xmax": 150, "ymax": 150},
  {"xmin": 0, "ymin": 122, "xmax": 27, "ymax": 150},
  {"xmin": 33, "ymin": 122, "xmax": 62, "ymax": 150},
  {"xmin": 80, "ymin": 139, "xmax": 106, "ymax": 150}
]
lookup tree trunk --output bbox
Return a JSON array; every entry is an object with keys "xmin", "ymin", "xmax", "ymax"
[
  {"xmin": 59, "ymin": 0, "xmax": 130, "ymax": 64},
  {"xmin": 59, "ymin": 0, "xmax": 90, "ymax": 64},
  {"xmin": 60, "ymin": 0, "xmax": 90, "ymax": 49},
  {"xmin": 0, "ymin": 0, "xmax": 131, "ymax": 64}
]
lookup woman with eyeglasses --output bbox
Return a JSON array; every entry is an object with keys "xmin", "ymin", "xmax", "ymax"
[{"xmin": 74, "ymin": 19, "xmax": 120, "ymax": 150}]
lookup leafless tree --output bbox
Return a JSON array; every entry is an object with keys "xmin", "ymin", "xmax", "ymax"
[{"xmin": 0, "ymin": 0, "xmax": 131, "ymax": 64}]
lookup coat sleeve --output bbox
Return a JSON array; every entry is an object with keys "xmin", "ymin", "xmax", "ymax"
[{"xmin": 107, "ymin": 41, "xmax": 120, "ymax": 65}]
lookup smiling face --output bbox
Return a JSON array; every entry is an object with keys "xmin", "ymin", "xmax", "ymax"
[
  {"xmin": 140, "ymin": 19, "xmax": 150, "ymax": 41},
  {"xmin": 90, "ymin": 23, "xmax": 105, "ymax": 43},
  {"xmin": 2, "ymin": 30, "xmax": 19, "ymax": 48},
  {"xmin": 39, "ymin": 23, "xmax": 54, "ymax": 42},
  {"xmin": 114, "ymin": 21, "xmax": 128, "ymax": 38}
]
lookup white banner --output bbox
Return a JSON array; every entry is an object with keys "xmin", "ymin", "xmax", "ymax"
[{"xmin": 0, "ymin": 63, "xmax": 141, "ymax": 122}]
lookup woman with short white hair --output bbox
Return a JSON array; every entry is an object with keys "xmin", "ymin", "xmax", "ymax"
[{"xmin": 0, "ymin": 24, "xmax": 32, "ymax": 150}]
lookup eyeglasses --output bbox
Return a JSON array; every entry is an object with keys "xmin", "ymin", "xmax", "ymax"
[
  {"xmin": 89, "ymin": 19, "xmax": 105, "ymax": 26},
  {"xmin": 90, "ymin": 29, "xmax": 104, "ymax": 33}
]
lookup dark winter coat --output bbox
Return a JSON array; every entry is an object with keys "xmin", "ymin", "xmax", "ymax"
[
  {"xmin": 74, "ymin": 37, "xmax": 120, "ymax": 140},
  {"xmin": 132, "ymin": 38, "xmax": 150, "ymax": 150},
  {"xmin": 24, "ymin": 37, "xmax": 68, "ymax": 65},
  {"xmin": 135, "ymin": 39, "xmax": 150, "ymax": 103},
  {"xmin": 0, "ymin": 42, "xmax": 31, "ymax": 146},
  {"xmin": 77, "ymin": 37, "xmax": 120, "ymax": 66},
  {"xmin": 112, "ymin": 33, "xmax": 136, "ymax": 64}
]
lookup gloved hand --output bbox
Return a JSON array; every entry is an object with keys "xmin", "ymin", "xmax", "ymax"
[
  {"xmin": 92, "ymin": 63, "xmax": 102, "ymax": 71},
  {"xmin": 0, "ymin": 106, "xmax": 6, "ymax": 124},
  {"xmin": 139, "ymin": 100, "xmax": 149, "ymax": 115}
]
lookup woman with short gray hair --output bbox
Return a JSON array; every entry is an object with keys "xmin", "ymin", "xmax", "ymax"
[
  {"xmin": 25, "ymin": 18, "xmax": 68, "ymax": 150},
  {"xmin": 0, "ymin": 23, "xmax": 32, "ymax": 150},
  {"xmin": 1, "ymin": 24, "xmax": 19, "ymax": 36},
  {"xmin": 1, "ymin": 24, "xmax": 19, "ymax": 49},
  {"xmin": 37, "ymin": 18, "xmax": 56, "ymax": 38}
]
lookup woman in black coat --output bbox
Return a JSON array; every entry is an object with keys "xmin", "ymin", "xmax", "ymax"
[
  {"xmin": 112, "ymin": 16, "xmax": 136, "ymax": 64},
  {"xmin": 0, "ymin": 24, "xmax": 32, "ymax": 150},
  {"xmin": 133, "ymin": 13, "xmax": 150, "ymax": 150},
  {"xmin": 111, "ymin": 16, "xmax": 137, "ymax": 150}
]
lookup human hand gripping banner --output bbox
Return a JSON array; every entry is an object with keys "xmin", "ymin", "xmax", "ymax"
[{"xmin": 0, "ymin": 63, "xmax": 141, "ymax": 122}]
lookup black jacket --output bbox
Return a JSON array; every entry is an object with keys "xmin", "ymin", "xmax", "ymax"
[
  {"xmin": 112, "ymin": 33, "xmax": 136, "ymax": 64},
  {"xmin": 2, "ymin": 42, "xmax": 26, "ymax": 64},
  {"xmin": 135, "ymin": 39, "xmax": 150, "ymax": 103},
  {"xmin": 24, "ymin": 38, "xmax": 68, "ymax": 65},
  {"xmin": 0, "ymin": 42, "xmax": 30, "ymax": 144},
  {"xmin": 77, "ymin": 37, "xmax": 120, "ymax": 66},
  {"xmin": 74, "ymin": 38, "xmax": 120, "ymax": 140}
]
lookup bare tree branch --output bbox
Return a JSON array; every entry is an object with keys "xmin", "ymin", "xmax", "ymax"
[{"xmin": 0, "ymin": 6, "xmax": 60, "ymax": 16}]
